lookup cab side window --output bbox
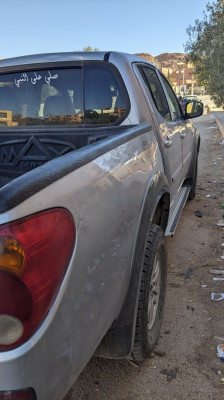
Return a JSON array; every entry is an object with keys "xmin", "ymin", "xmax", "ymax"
[
  {"xmin": 139, "ymin": 66, "xmax": 171, "ymax": 121},
  {"xmin": 159, "ymin": 74, "xmax": 182, "ymax": 120}
]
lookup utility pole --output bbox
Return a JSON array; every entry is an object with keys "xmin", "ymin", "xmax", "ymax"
[
  {"xmin": 177, "ymin": 62, "xmax": 184, "ymax": 95},
  {"xmin": 182, "ymin": 69, "xmax": 185, "ymax": 95}
]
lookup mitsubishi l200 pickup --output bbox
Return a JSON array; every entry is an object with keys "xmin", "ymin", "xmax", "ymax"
[{"xmin": 0, "ymin": 51, "xmax": 203, "ymax": 400}]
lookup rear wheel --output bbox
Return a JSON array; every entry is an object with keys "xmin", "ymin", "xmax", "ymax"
[{"xmin": 131, "ymin": 224, "xmax": 167, "ymax": 362}]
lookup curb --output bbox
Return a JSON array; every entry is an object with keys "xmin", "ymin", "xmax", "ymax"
[{"xmin": 213, "ymin": 112, "xmax": 224, "ymax": 139}]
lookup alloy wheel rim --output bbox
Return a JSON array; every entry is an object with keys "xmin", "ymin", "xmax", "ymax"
[{"xmin": 147, "ymin": 251, "xmax": 161, "ymax": 331}]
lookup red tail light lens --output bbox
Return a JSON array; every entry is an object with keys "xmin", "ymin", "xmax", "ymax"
[
  {"xmin": 0, "ymin": 208, "xmax": 75, "ymax": 351},
  {"xmin": 0, "ymin": 388, "xmax": 36, "ymax": 399}
]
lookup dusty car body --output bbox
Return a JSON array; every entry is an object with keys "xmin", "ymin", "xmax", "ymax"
[{"xmin": 0, "ymin": 52, "xmax": 203, "ymax": 400}]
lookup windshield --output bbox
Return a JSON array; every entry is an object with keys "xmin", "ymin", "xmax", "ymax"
[{"xmin": 0, "ymin": 64, "xmax": 128, "ymax": 127}]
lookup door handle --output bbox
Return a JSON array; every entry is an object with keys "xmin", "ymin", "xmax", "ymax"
[
  {"xmin": 180, "ymin": 132, "xmax": 186, "ymax": 139},
  {"xmin": 164, "ymin": 139, "xmax": 173, "ymax": 148}
]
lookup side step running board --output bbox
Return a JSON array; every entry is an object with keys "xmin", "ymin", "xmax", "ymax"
[{"xmin": 165, "ymin": 186, "xmax": 190, "ymax": 236}]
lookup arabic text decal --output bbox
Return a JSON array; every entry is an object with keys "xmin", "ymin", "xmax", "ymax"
[{"xmin": 15, "ymin": 71, "xmax": 59, "ymax": 87}]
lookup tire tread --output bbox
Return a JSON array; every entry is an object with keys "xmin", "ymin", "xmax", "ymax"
[{"xmin": 131, "ymin": 224, "xmax": 166, "ymax": 362}]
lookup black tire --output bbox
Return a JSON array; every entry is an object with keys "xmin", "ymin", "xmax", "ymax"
[
  {"xmin": 131, "ymin": 224, "xmax": 167, "ymax": 362},
  {"xmin": 188, "ymin": 152, "xmax": 198, "ymax": 200}
]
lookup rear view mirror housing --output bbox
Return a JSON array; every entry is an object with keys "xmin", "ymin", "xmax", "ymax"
[{"xmin": 184, "ymin": 101, "xmax": 203, "ymax": 119}]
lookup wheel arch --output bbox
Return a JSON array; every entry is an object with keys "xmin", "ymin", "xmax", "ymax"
[{"xmin": 95, "ymin": 171, "xmax": 170, "ymax": 359}]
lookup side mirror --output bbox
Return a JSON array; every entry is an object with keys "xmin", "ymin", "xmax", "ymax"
[{"xmin": 184, "ymin": 101, "xmax": 203, "ymax": 119}]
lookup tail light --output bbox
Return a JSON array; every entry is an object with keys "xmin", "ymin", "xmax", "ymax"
[
  {"xmin": 0, "ymin": 208, "xmax": 75, "ymax": 351},
  {"xmin": 0, "ymin": 388, "xmax": 36, "ymax": 399}
]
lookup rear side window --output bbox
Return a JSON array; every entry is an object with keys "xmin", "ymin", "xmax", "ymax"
[
  {"xmin": 159, "ymin": 74, "xmax": 182, "ymax": 120},
  {"xmin": 139, "ymin": 66, "xmax": 171, "ymax": 121},
  {"xmin": 0, "ymin": 63, "xmax": 129, "ymax": 128}
]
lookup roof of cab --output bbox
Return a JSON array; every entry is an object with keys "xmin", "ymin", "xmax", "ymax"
[{"xmin": 0, "ymin": 51, "xmax": 155, "ymax": 69}]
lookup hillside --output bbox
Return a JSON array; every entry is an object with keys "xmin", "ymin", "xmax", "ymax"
[
  {"xmin": 156, "ymin": 52, "xmax": 187, "ymax": 69},
  {"xmin": 135, "ymin": 53, "xmax": 156, "ymax": 64},
  {"xmin": 136, "ymin": 52, "xmax": 187, "ymax": 70}
]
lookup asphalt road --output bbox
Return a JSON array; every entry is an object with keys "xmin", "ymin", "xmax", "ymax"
[{"xmin": 64, "ymin": 113, "xmax": 224, "ymax": 400}]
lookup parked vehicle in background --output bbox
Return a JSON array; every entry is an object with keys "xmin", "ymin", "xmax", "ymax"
[
  {"xmin": 180, "ymin": 95, "xmax": 202, "ymax": 112},
  {"xmin": 0, "ymin": 51, "xmax": 203, "ymax": 400}
]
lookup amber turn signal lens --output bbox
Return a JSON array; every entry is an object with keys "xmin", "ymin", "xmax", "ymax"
[{"xmin": 0, "ymin": 236, "xmax": 25, "ymax": 276}]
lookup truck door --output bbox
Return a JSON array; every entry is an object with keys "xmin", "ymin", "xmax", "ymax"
[
  {"xmin": 158, "ymin": 73, "xmax": 194, "ymax": 183},
  {"xmin": 137, "ymin": 65, "xmax": 183, "ymax": 202}
]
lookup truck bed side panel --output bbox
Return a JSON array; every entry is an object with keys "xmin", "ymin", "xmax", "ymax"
[{"xmin": 0, "ymin": 126, "xmax": 164, "ymax": 400}]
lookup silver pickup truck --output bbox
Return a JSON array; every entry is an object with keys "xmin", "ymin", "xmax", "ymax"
[{"xmin": 0, "ymin": 52, "xmax": 202, "ymax": 400}]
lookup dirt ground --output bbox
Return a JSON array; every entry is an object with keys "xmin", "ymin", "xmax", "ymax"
[{"xmin": 65, "ymin": 114, "xmax": 224, "ymax": 400}]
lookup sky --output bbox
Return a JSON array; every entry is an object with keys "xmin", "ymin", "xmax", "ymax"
[{"xmin": 1, "ymin": 0, "xmax": 209, "ymax": 59}]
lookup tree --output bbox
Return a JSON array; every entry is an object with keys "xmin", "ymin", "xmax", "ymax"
[
  {"xmin": 82, "ymin": 46, "xmax": 99, "ymax": 52},
  {"xmin": 185, "ymin": 1, "xmax": 224, "ymax": 108}
]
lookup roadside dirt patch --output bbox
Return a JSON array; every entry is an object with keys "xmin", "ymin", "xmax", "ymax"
[{"xmin": 65, "ymin": 114, "xmax": 224, "ymax": 400}]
